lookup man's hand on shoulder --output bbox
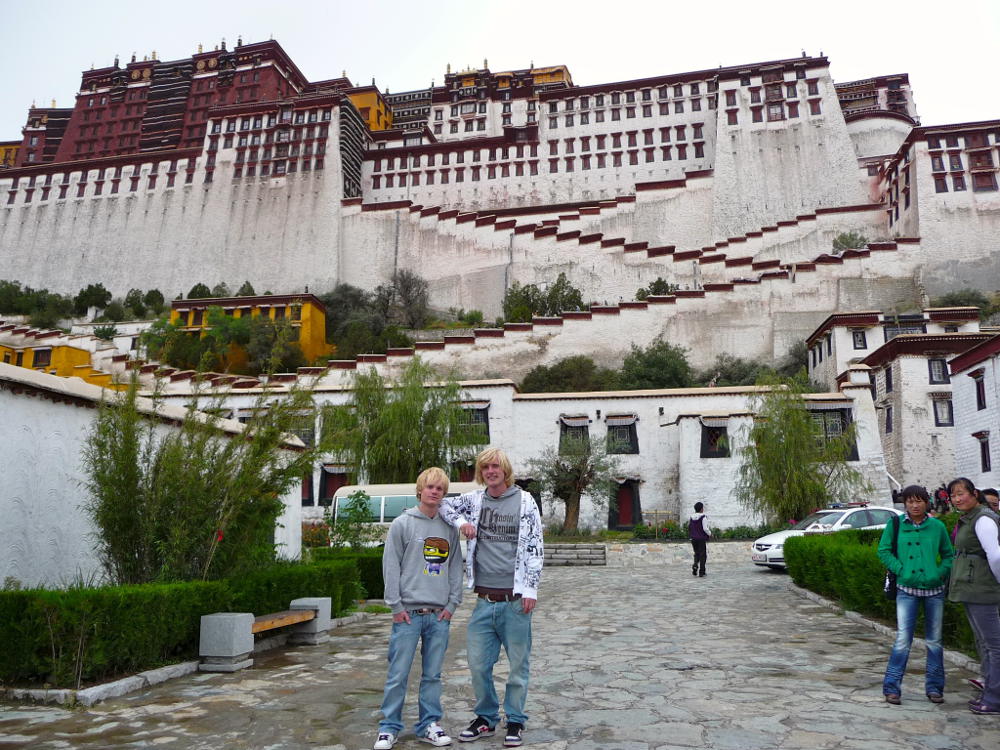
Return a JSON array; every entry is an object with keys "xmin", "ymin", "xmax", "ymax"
[{"xmin": 460, "ymin": 522, "xmax": 476, "ymax": 540}]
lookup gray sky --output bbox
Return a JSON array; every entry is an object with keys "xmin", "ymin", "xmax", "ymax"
[{"xmin": 2, "ymin": 0, "xmax": 998, "ymax": 141}]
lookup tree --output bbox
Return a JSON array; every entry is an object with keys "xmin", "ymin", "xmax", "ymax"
[
  {"xmin": 391, "ymin": 269, "xmax": 430, "ymax": 328},
  {"xmin": 93, "ymin": 324, "xmax": 118, "ymax": 341},
  {"xmin": 732, "ymin": 376, "xmax": 872, "ymax": 525},
  {"xmin": 697, "ymin": 353, "xmax": 775, "ymax": 387},
  {"xmin": 73, "ymin": 283, "xmax": 112, "ymax": 316},
  {"xmin": 317, "ymin": 282, "xmax": 413, "ymax": 359},
  {"xmin": 526, "ymin": 436, "xmax": 621, "ymax": 532},
  {"xmin": 210, "ymin": 282, "xmax": 232, "ymax": 298},
  {"xmin": 236, "ymin": 281, "xmax": 257, "ymax": 297},
  {"xmin": 100, "ymin": 300, "xmax": 127, "ymax": 322},
  {"xmin": 82, "ymin": 382, "xmax": 321, "ymax": 583},
  {"xmin": 143, "ymin": 289, "xmax": 165, "ymax": 315},
  {"xmin": 502, "ymin": 272, "xmax": 584, "ymax": 322},
  {"xmin": 931, "ymin": 288, "xmax": 998, "ymax": 320},
  {"xmin": 187, "ymin": 283, "xmax": 212, "ymax": 299},
  {"xmin": 322, "ymin": 358, "xmax": 480, "ymax": 484},
  {"xmin": 832, "ymin": 231, "xmax": 868, "ymax": 251},
  {"xmin": 635, "ymin": 277, "xmax": 679, "ymax": 300},
  {"xmin": 617, "ymin": 338, "xmax": 693, "ymax": 390},
  {"xmin": 124, "ymin": 288, "xmax": 146, "ymax": 318},
  {"xmin": 520, "ymin": 355, "xmax": 619, "ymax": 393},
  {"xmin": 246, "ymin": 317, "xmax": 307, "ymax": 374}
]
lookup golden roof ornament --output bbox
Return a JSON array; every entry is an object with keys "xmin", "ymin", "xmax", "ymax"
[{"xmin": 198, "ymin": 43, "xmax": 203, "ymax": 53}]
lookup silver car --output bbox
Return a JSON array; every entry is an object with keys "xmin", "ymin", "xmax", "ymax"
[{"xmin": 750, "ymin": 505, "xmax": 903, "ymax": 569}]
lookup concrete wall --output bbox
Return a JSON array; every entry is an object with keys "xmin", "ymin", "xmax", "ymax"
[{"xmin": 951, "ymin": 355, "xmax": 1000, "ymax": 488}]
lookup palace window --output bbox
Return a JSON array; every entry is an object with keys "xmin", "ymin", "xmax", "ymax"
[
  {"xmin": 885, "ymin": 406, "xmax": 893, "ymax": 434},
  {"xmin": 933, "ymin": 398, "xmax": 954, "ymax": 427},
  {"xmin": 559, "ymin": 415, "xmax": 590, "ymax": 454},
  {"xmin": 928, "ymin": 358, "xmax": 949, "ymax": 384},
  {"xmin": 700, "ymin": 425, "xmax": 729, "ymax": 458},
  {"xmin": 852, "ymin": 330, "xmax": 867, "ymax": 349},
  {"xmin": 606, "ymin": 415, "xmax": 639, "ymax": 454},
  {"xmin": 974, "ymin": 373, "xmax": 987, "ymax": 410}
]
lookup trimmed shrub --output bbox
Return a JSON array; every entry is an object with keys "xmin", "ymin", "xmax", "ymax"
[
  {"xmin": 228, "ymin": 559, "xmax": 360, "ymax": 616},
  {"xmin": 311, "ymin": 548, "xmax": 384, "ymax": 599},
  {"xmin": 785, "ymin": 530, "xmax": 976, "ymax": 655},
  {"xmin": 0, "ymin": 561, "xmax": 362, "ymax": 688}
]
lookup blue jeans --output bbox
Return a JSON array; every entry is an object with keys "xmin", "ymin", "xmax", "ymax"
[
  {"xmin": 378, "ymin": 613, "xmax": 451, "ymax": 736},
  {"xmin": 882, "ymin": 591, "xmax": 945, "ymax": 696},
  {"xmin": 467, "ymin": 597, "xmax": 533, "ymax": 726}
]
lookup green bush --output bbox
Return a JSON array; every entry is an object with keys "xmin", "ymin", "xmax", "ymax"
[
  {"xmin": 311, "ymin": 548, "xmax": 384, "ymax": 599},
  {"xmin": 0, "ymin": 561, "xmax": 362, "ymax": 688},
  {"xmin": 785, "ymin": 530, "xmax": 975, "ymax": 656},
  {"xmin": 228, "ymin": 559, "xmax": 360, "ymax": 616}
]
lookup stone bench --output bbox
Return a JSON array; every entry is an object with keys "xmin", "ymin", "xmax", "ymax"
[{"xmin": 199, "ymin": 597, "xmax": 331, "ymax": 672}]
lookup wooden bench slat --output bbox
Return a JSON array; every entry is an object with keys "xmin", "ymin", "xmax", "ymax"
[{"xmin": 251, "ymin": 608, "xmax": 316, "ymax": 634}]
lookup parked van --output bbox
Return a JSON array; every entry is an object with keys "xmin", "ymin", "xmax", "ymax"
[{"xmin": 331, "ymin": 482, "xmax": 483, "ymax": 526}]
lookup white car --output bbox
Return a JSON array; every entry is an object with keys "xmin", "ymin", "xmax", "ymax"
[{"xmin": 750, "ymin": 505, "xmax": 903, "ymax": 569}]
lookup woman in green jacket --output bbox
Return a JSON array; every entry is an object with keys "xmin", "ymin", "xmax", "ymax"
[{"xmin": 877, "ymin": 485, "xmax": 954, "ymax": 704}]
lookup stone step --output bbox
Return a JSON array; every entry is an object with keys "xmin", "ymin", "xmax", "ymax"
[{"xmin": 543, "ymin": 543, "xmax": 607, "ymax": 566}]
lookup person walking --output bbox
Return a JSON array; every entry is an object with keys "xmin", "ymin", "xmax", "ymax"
[
  {"xmin": 877, "ymin": 486, "xmax": 954, "ymax": 705},
  {"xmin": 441, "ymin": 447, "xmax": 543, "ymax": 748},
  {"xmin": 373, "ymin": 468, "xmax": 464, "ymax": 750},
  {"xmin": 947, "ymin": 477, "xmax": 1000, "ymax": 715},
  {"xmin": 688, "ymin": 502, "xmax": 711, "ymax": 577}
]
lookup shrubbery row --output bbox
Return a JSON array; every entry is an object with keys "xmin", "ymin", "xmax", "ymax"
[
  {"xmin": 784, "ymin": 529, "xmax": 975, "ymax": 655},
  {"xmin": 0, "ymin": 558, "xmax": 363, "ymax": 687}
]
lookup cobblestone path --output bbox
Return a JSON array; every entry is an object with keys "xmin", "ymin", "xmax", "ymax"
[{"xmin": 1, "ymin": 560, "xmax": 997, "ymax": 749}]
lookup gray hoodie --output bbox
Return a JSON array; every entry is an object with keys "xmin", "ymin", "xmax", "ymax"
[{"xmin": 382, "ymin": 506, "xmax": 464, "ymax": 615}]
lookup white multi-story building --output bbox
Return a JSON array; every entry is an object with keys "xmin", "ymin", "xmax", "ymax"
[
  {"xmin": 807, "ymin": 307, "xmax": 982, "ymax": 390},
  {"xmin": 949, "ymin": 333, "xmax": 1000, "ymax": 489},
  {"xmin": 156, "ymin": 365, "xmax": 888, "ymax": 531}
]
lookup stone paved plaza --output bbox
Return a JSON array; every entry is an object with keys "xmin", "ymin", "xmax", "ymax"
[{"xmin": 1, "ymin": 558, "xmax": 998, "ymax": 749}]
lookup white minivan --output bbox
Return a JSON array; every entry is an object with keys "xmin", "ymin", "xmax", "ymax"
[{"xmin": 330, "ymin": 482, "xmax": 483, "ymax": 526}]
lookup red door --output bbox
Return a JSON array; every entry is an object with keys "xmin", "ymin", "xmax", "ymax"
[{"xmin": 616, "ymin": 483, "xmax": 634, "ymax": 526}]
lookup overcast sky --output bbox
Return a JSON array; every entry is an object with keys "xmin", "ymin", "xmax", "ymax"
[{"xmin": 2, "ymin": 0, "xmax": 998, "ymax": 140}]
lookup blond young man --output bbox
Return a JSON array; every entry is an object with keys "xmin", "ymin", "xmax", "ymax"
[
  {"xmin": 374, "ymin": 468, "xmax": 464, "ymax": 750},
  {"xmin": 440, "ymin": 448, "xmax": 543, "ymax": 748}
]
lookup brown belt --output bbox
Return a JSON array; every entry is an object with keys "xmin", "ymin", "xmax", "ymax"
[{"xmin": 475, "ymin": 587, "xmax": 520, "ymax": 602}]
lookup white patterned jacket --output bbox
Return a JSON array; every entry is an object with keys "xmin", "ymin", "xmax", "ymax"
[{"xmin": 440, "ymin": 487, "xmax": 544, "ymax": 599}]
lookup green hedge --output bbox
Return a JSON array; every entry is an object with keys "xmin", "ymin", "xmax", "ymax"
[
  {"xmin": 785, "ymin": 530, "xmax": 975, "ymax": 655},
  {"xmin": 310, "ymin": 548, "xmax": 384, "ymax": 599},
  {"xmin": 0, "ymin": 560, "xmax": 361, "ymax": 688}
]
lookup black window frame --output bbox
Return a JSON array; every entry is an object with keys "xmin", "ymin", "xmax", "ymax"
[
  {"xmin": 606, "ymin": 422, "xmax": 639, "ymax": 454},
  {"xmin": 460, "ymin": 406, "xmax": 490, "ymax": 444},
  {"xmin": 975, "ymin": 375, "xmax": 987, "ymax": 410},
  {"xmin": 933, "ymin": 399, "xmax": 954, "ymax": 427},
  {"xmin": 885, "ymin": 405, "xmax": 893, "ymax": 434},
  {"xmin": 700, "ymin": 425, "xmax": 730, "ymax": 458},
  {"xmin": 927, "ymin": 358, "xmax": 950, "ymax": 384},
  {"xmin": 559, "ymin": 422, "xmax": 589, "ymax": 455},
  {"xmin": 852, "ymin": 330, "xmax": 867, "ymax": 350},
  {"xmin": 981, "ymin": 438, "xmax": 992, "ymax": 473}
]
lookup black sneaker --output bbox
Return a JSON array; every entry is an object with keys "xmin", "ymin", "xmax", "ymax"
[
  {"xmin": 503, "ymin": 722, "xmax": 523, "ymax": 747},
  {"xmin": 458, "ymin": 717, "xmax": 495, "ymax": 742}
]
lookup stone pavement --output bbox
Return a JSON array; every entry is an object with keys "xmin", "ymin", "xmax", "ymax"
[{"xmin": 2, "ymin": 559, "xmax": 998, "ymax": 749}]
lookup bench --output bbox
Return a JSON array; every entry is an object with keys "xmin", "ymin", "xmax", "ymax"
[{"xmin": 199, "ymin": 597, "xmax": 331, "ymax": 672}]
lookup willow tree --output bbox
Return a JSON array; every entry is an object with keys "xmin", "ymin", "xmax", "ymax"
[
  {"xmin": 322, "ymin": 358, "xmax": 480, "ymax": 483},
  {"xmin": 733, "ymin": 377, "xmax": 872, "ymax": 524}
]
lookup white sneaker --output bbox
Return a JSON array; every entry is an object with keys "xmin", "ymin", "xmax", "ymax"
[
  {"xmin": 373, "ymin": 731, "xmax": 397, "ymax": 750},
  {"xmin": 419, "ymin": 722, "xmax": 453, "ymax": 746}
]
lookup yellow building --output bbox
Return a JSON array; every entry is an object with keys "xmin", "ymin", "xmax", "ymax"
[
  {"xmin": 0, "ymin": 337, "xmax": 119, "ymax": 388},
  {"xmin": 169, "ymin": 293, "xmax": 331, "ymax": 364},
  {"xmin": 346, "ymin": 86, "xmax": 393, "ymax": 131},
  {"xmin": 530, "ymin": 65, "xmax": 572, "ymax": 88},
  {"xmin": 0, "ymin": 140, "xmax": 18, "ymax": 168}
]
